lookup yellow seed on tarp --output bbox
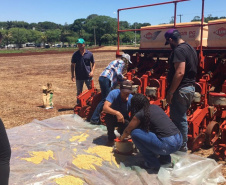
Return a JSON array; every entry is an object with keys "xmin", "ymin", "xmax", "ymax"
[
  {"xmin": 21, "ymin": 150, "xmax": 55, "ymax": 164},
  {"xmin": 54, "ymin": 175, "xmax": 84, "ymax": 185},
  {"xmin": 56, "ymin": 136, "xmax": 61, "ymax": 139},
  {"xmin": 73, "ymin": 148, "xmax": 77, "ymax": 154},
  {"xmin": 85, "ymin": 146, "xmax": 119, "ymax": 168},
  {"xmin": 70, "ymin": 133, "xmax": 89, "ymax": 142},
  {"xmin": 72, "ymin": 154, "xmax": 103, "ymax": 170}
]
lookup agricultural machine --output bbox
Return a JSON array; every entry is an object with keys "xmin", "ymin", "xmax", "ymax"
[{"xmin": 74, "ymin": 0, "xmax": 226, "ymax": 160}]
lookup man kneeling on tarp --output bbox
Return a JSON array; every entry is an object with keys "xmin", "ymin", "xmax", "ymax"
[{"xmin": 103, "ymin": 81, "xmax": 133, "ymax": 146}]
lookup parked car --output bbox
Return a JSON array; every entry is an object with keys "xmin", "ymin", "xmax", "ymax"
[
  {"xmin": 45, "ymin": 44, "xmax": 50, "ymax": 48},
  {"xmin": 26, "ymin": 43, "xmax": 35, "ymax": 47}
]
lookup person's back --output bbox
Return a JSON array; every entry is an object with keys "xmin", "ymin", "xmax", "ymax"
[
  {"xmin": 120, "ymin": 93, "xmax": 182, "ymax": 170},
  {"xmin": 141, "ymin": 104, "xmax": 179, "ymax": 138}
]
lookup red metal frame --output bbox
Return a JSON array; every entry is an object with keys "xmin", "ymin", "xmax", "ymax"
[
  {"xmin": 74, "ymin": 0, "xmax": 226, "ymax": 160},
  {"xmin": 116, "ymin": 0, "xmax": 190, "ymax": 56}
]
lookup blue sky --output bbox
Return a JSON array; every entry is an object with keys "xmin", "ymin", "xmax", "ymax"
[{"xmin": 1, "ymin": 0, "xmax": 225, "ymax": 26}]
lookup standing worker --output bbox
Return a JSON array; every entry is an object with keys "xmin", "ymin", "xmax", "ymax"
[
  {"xmin": 71, "ymin": 38, "xmax": 95, "ymax": 104},
  {"xmin": 164, "ymin": 29, "xmax": 198, "ymax": 152},
  {"xmin": 90, "ymin": 53, "xmax": 132, "ymax": 125},
  {"xmin": 0, "ymin": 32, "xmax": 11, "ymax": 185}
]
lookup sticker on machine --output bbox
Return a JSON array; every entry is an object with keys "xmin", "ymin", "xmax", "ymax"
[
  {"xmin": 144, "ymin": 31, "xmax": 161, "ymax": 40},
  {"xmin": 214, "ymin": 27, "xmax": 226, "ymax": 37}
]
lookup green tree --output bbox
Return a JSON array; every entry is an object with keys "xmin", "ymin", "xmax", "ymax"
[
  {"xmin": 87, "ymin": 14, "xmax": 98, "ymax": 20},
  {"xmin": 26, "ymin": 30, "xmax": 42, "ymax": 44},
  {"xmin": 191, "ymin": 16, "xmax": 201, "ymax": 22},
  {"xmin": 119, "ymin": 21, "xmax": 130, "ymax": 30},
  {"xmin": 45, "ymin": 29, "xmax": 61, "ymax": 45},
  {"xmin": 37, "ymin": 21, "xmax": 63, "ymax": 31},
  {"xmin": 1, "ymin": 30, "xmax": 13, "ymax": 48},
  {"xmin": 191, "ymin": 15, "xmax": 226, "ymax": 23},
  {"xmin": 70, "ymin": 18, "xmax": 86, "ymax": 36},
  {"xmin": 41, "ymin": 33, "xmax": 47, "ymax": 46},
  {"xmin": 85, "ymin": 15, "xmax": 117, "ymax": 46},
  {"xmin": 60, "ymin": 29, "xmax": 72, "ymax": 45},
  {"xmin": 101, "ymin": 34, "xmax": 113, "ymax": 45},
  {"xmin": 121, "ymin": 32, "xmax": 134, "ymax": 44},
  {"xmin": 10, "ymin": 28, "xmax": 28, "ymax": 48}
]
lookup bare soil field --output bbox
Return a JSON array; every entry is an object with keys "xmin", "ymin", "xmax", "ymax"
[{"xmin": 0, "ymin": 49, "xmax": 225, "ymax": 181}]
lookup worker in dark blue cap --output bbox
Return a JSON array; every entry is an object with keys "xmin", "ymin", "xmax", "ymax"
[{"xmin": 164, "ymin": 28, "xmax": 198, "ymax": 152}]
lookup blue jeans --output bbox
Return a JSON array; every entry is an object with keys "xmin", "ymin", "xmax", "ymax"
[
  {"xmin": 170, "ymin": 85, "xmax": 195, "ymax": 147},
  {"xmin": 131, "ymin": 129, "xmax": 182, "ymax": 168},
  {"xmin": 76, "ymin": 78, "xmax": 92, "ymax": 104},
  {"xmin": 90, "ymin": 76, "xmax": 111, "ymax": 123}
]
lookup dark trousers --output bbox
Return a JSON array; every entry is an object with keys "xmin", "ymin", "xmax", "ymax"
[
  {"xmin": 0, "ymin": 118, "xmax": 11, "ymax": 185},
  {"xmin": 104, "ymin": 113, "xmax": 129, "ymax": 141}
]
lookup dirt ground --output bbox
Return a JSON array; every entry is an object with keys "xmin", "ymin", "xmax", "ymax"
[{"xmin": 0, "ymin": 49, "xmax": 225, "ymax": 182}]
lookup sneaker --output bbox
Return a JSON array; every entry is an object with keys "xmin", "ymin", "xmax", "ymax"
[{"xmin": 90, "ymin": 120, "xmax": 100, "ymax": 125}]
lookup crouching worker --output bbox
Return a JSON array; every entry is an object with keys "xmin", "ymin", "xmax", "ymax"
[
  {"xmin": 103, "ymin": 81, "xmax": 133, "ymax": 146},
  {"xmin": 120, "ymin": 93, "xmax": 182, "ymax": 171}
]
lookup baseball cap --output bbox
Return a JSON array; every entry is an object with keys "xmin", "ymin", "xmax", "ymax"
[
  {"xmin": 164, "ymin": 29, "xmax": 181, "ymax": 45},
  {"xmin": 122, "ymin": 53, "xmax": 132, "ymax": 64},
  {"xmin": 120, "ymin": 80, "xmax": 132, "ymax": 93},
  {"xmin": 77, "ymin": 38, "xmax": 85, "ymax": 44}
]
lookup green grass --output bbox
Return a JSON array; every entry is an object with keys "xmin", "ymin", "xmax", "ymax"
[
  {"xmin": 0, "ymin": 47, "xmax": 75, "ymax": 54},
  {"xmin": 0, "ymin": 45, "xmax": 101, "ymax": 54}
]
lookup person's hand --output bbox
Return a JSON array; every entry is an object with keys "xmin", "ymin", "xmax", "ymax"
[
  {"xmin": 119, "ymin": 136, "xmax": 123, "ymax": 141},
  {"xmin": 119, "ymin": 135, "xmax": 131, "ymax": 141},
  {"xmin": 123, "ymin": 76, "xmax": 127, "ymax": 80},
  {"xmin": 115, "ymin": 111, "xmax": 124, "ymax": 123},
  {"xmin": 166, "ymin": 91, "xmax": 173, "ymax": 104},
  {"xmin": 71, "ymin": 76, "xmax": 75, "ymax": 82},
  {"xmin": 128, "ymin": 80, "xmax": 134, "ymax": 84},
  {"xmin": 89, "ymin": 71, "xmax": 93, "ymax": 77}
]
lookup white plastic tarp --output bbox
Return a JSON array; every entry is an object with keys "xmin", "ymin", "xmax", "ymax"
[{"xmin": 7, "ymin": 114, "xmax": 225, "ymax": 185}]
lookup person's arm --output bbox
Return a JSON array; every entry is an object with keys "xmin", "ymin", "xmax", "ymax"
[
  {"xmin": 103, "ymin": 101, "xmax": 125, "ymax": 123},
  {"xmin": 71, "ymin": 63, "xmax": 76, "ymax": 82},
  {"xmin": 120, "ymin": 116, "xmax": 140, "ymax": 140},
  {"xmin": 166, "ymin": 62, "xmax": 185, "ymax": 104},
  {"xmin": 116, "ymin": 61, "xmax": 126, "ymax": 81},
  {"xmin": 89, "ymin": 62, "xmax": 95, "ymax": 77},
  {"xmin": 89, "ymin": 54, "xmax": 95, "ymax": 77}
]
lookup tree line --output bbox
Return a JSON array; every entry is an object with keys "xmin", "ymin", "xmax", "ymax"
[
  {"xmin": 0, "ymin": 14, "xmax": 150, "ymax": 48},
  {"xmin": 0, "ymin": 14, "xmax": 225, "ymax": 48}
]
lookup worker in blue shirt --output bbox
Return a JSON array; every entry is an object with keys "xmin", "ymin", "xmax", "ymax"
[{"xmin": 90, "ymin": 53, "xmax": 132, "ymax": 125}]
